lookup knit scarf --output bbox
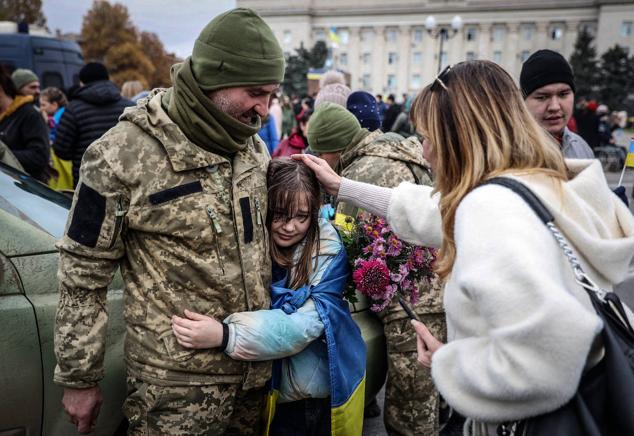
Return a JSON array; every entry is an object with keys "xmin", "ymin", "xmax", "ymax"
[
  {"xmin": 0, "ymin": 95, "xmax": 34, "ymax": 122},
  {"xmin": 164, "ymin": 59, "xmax": 260, "ymax": 155}
]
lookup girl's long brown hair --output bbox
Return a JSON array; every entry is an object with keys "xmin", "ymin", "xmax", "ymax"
[
  {"xmin": 267, "ymin": 158, "xmax": 321, "ymax": 289},
  {"xmin": 410, "ymin": 60, "xmax": 568, "ymax": 279}
]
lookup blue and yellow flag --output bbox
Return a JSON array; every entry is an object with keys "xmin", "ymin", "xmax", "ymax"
[
  {"xmin": 625, "ymin": 139, "xmax": 634, "ymax": 167},
  {"xmin": 263, "ymin": 248, "xmax": 367, "ymax": 435},
  {"xmin": 328, "ymin": 26, "xmax": 341, "ymax": 46}
]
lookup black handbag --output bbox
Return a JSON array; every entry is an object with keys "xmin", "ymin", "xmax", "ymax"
[{"xmin": 480, "ymin": 177, "xmax": 634, "ymax": 436}]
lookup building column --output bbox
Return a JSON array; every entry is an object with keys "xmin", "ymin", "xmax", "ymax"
[
  {"xmin": 348, "ymin": 26, "xmax": 361, "ymax": 89},
  {"xmin": 535, "ymin": 21, "xmax": 549, "ymax": 51},
  {"xmin": 398, "ymin": 25, "xmax": 411, "ymax": 97},
  {"xmin": 423, "ymin": 29, "xmax": 438, "ymax": 85},
  {"xmin": 505, "ymin": 22, "xmax": 520, "ymax": 77},
  {"xmin": 372, "ymin": 26, "xmax": 386, "ymax": 95},
  {"xmin": 478, "ymin": 23, "xmax": 492, "ymax": 61},
  {"xmin": 564, "ymin": 20, "xmax": 580, "ymax": 58}
]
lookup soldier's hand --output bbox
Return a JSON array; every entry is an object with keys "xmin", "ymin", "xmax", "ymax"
[
  {"xmin": 292, "ymin": 154, "xmax": 341, "ymax": 196},
  {"xmin": 62, "ymin": 386, "xmax": 103, "ymax": 434},
  {"xmin": 172, "ymin": 309, "xmax": 224, "ymax": 349},
  {"xmin": 411, "ymin": 319, "xmax": 444, "ymax": 368}
]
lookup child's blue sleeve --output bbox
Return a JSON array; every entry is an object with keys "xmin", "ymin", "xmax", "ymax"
[{"xmin": 224, "ymin": 298, "xmax": 324, "ymax": 361}]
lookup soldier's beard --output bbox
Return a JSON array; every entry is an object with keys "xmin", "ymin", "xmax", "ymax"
[{"xmin": 208, "ymin": 92, "xmax": 259, "ymax": 127}]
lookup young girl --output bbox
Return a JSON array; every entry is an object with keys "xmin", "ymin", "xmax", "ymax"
[
  {"xmin": 171, "ymin": 158, "xmax": 366, "ymax": 436},
  {"xmin": 40, "ymin": 87, "xmax": 73, "ymax": 190}
]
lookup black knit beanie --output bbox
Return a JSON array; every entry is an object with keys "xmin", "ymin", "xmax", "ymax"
[
  {"xmin": 519, "ymin": 49, "xmax": 575, "ymax": 98},
  {"xmin": 79, "ymin": 62, "xmax": 109, "ymax": 84}
]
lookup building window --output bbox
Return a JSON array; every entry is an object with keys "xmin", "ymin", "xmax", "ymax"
[
  {"xmin": 466, "ymin": 51, "xmax": 476, "ymax": 61},
  {"xmin": 550, "ymin": 25, "xmax": 563, "ymax": 41},
  {"xmin": 466, "ymin": 27, "xmax": 478, "ymax": 42},
  {"xmin": 386, "ymin": 28, "xmax": 398, "ymax": 43},
  {"xmin": 520, "ymin": 50, "xmax": 530, "ymax": 62},
  {"xmin": 362, "ymin": 52, "xmax": 371, "ymax": 64},
  {"xmin": 493, "ymin": 51, "xmax": 502, "ymax": 64},
  {"xmin": 622, "ymin": 21, "xmax": 633, "ymax": 37},
  {"xmin": 412, "ymin": 51, "xmax": 422, "ymax": 64},
  {"xmin": 388, "ymin": 52, "xmax": 398, "ymax": 65},
  {"xmin": 387, "ymin": 74, "xmax": 397, "ymax": 89},
  {"xmin": 522, "ymin": 24, "xmax": 534, "ymax": 41},
  {"xmin": 361, "ymin": 29, "xmax": 374, "ymax": 42},
  {"xmin": 411, "ymin": 74, "xmax": 421, "ymax": 89},
  {"xmin": 362, "ymin": 74, "xmax": 372, "ymax": 89},
  {"xmin": 315, "ymin": 29, "xmax": 326, "ymax": 41},
  {"xmin": 339, "ymin": 29, "xmax": 350, "ymax": 45},
  {"xmin": 492, "ymin": 26, "xmax": 506, "ymax": 42},
  {"xmin": 413, "ymin": 28, "xmax": 424, "ymax": 43},
  {"xmin": 339, "ymin": 52, "xmax": 348, "ymax": 66},
  {"xmin": 283, "ymin": 30, "xmax": 292, "ymax": 45}
]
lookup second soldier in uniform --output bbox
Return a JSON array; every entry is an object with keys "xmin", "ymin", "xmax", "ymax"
[{"xmin": 308, "ymin": 102, "xmax": 447, "ymax": 436}]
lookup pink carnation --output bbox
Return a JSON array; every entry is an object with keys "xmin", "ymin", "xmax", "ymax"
[{"xmin": 352, "ymin": 259, "xmax": 390, "ymax": 300}]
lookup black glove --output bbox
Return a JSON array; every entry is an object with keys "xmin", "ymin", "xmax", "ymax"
[{"xmin": 613, "ymin": 186, "xmax": 629, "ymax": 207}]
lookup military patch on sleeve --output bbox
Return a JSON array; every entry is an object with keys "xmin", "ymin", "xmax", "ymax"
[
  {"xmin": 148, "ymin": 181, "xmax": 203, "ymax": 205},
  {"xmin": 239, "ymin": 197, "xmax": 253, "ymax": 244},
  {"xmin": 67, "ymin": 183, "xmax": 106, "ymax": 248}
]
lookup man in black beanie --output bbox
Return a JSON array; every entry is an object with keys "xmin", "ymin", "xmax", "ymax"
[
  {"xmin": 53, "ymin": 62, "xmax": 134, "ymax": 185},
  {"xmin": 520, "ymin": 49, "xmax": 594, "ymax": 159}
]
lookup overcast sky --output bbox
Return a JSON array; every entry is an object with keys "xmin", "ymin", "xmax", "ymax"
[{"xmin": 43, "ymin": 0, "xmax": 236, "ymax": 58}]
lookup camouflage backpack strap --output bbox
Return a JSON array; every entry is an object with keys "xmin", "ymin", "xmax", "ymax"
[{"xmin": 405, "ymin": 162, "xmax": 432, "ymax": 186}]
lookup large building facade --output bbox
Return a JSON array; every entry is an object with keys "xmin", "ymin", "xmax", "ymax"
[{"xmin": 237, "ymin": 0, "xmax": 634, "ymax": 97}]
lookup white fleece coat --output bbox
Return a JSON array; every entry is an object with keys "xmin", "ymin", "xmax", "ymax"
[{"xmin": 342, "ymin": 159, "xmax": 634, "ymax": 424}]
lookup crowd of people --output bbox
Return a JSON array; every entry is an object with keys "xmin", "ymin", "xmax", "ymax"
[
  {"xmin": 2, "ymin": 6, "xmax": 633, "ymax": 436},
  {"xmin": 0, "ymin": 62, "xmax": 151, "ymax": 189}
]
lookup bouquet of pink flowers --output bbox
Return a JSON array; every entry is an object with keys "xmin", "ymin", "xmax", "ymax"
[{"xmin": 335, "ymin": 213, "xmax": 437, "ymax": 312}]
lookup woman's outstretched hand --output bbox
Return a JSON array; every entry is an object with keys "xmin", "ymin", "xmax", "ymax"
[
  {"xmin": 172, "ymin": 309, "xmax": 224, "ymax": 349},
  {"xmin": 291, "ymin": 154, "xmax": 342, "ymax": 197},
  {"xmin": 411, "ymin": 319, "xmax": 444, "ymax": 368}
]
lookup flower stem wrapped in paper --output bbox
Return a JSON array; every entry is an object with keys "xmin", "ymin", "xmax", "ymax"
[{"xmin": 334, "ymin": 212, "xmax": 437, "ymax": 312}]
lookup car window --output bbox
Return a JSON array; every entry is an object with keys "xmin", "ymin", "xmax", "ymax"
[{"xmin": 0, "ymin": 162, "xmax": 71, "ymax": 239}]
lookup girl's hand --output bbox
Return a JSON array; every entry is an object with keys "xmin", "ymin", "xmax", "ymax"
[
  {"xmin": 291, "ymin": 154, "xmax": 342, "ymax": 196},
  {"xmin": 411, "ymin": 319, "xmax": 444, "ymax": 368},
  {"xmin": 171, "ymin": 309, "xmax": 224, "ymax": 349}
]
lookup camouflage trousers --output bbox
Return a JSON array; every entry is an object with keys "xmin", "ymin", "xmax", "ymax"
[
  {"xmin": 383, "ymin": 313, "xmax": 447, "ymax": 436},
  {"xmin": 123, "ymin": 377, "xmax": 266, "ymax": 435}
]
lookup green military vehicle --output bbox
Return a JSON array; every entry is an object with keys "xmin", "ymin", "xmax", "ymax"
[{"xmin": 0, "ymin": 160, "xmax": 386, "ymax": 435}]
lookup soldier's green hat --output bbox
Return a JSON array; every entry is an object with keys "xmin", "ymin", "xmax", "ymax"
[
  {"xmin": 11, "ymin": 68, "xmax": 38, "ymax": 91},
  {"xmin": 192, "ymin": 8, "xmax": 285, "ymax": 91},
  {"xmin": 308, "ymin": 102, "xmax": 362, "ymax": 153}
]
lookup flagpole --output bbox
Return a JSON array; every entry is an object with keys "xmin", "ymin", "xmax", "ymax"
[
  {"xmin": 618, "ymin": 138, "xmax": 634, "ymax": 186},
  {"xmin": 618, "ymin": 160, "xmax": 627, "ymax": 186}
]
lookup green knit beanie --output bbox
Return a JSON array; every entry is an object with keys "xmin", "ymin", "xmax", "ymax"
[
  {"xmin": 11, "ymin": 69, "xmax": 38, "ymax": 90},
  {"xmin": 308, "ymin": 102, "xmax": 362, "ymax": 153},
  {"xmin": 192, "ymin": 8, "xmax": 285, "ymax": 91}
]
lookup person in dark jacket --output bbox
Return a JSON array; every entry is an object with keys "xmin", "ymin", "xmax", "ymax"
[
  {"xmin": 53, "ymin": 62, "xmax": 134, "ymax": 186},
  {"xmin": 272, "ymin": 109, "xmax": 312, "ymax": 158},
  {"xmin": 0, "ymin": 67, "xmax": 49, "ymax": 181},
  {"xmin": 381, "ymin": 93, "xmax": 401, "ymax": 132}
]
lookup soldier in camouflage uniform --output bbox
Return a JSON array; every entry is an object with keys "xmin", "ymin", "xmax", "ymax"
[
  {"xmin": 308, "ymin": 102, "xmax": 447, "ymax": 436},
  {"xmin": 54, "ymin": 8, "xmax": 284, "ymax": 435}
]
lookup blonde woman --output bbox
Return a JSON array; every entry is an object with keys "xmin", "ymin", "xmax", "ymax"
[{"xmin": 295, "ymin": 60, "xmax": 634, "ymax": 434}]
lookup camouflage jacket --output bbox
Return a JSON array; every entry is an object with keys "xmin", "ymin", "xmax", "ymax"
[
  {"xmin": 54, "ymin": 90, "xmax": 272, "ymax": 389},
  {"xmin": 337, "ymin": 130, "xmax": 444, "ymax": 321}
]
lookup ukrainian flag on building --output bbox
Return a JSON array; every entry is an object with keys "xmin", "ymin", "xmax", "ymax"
[
  {"xmin": 262, "ymin": 248, "xmax": 367, "ymax": 436},
  {"xmin": 625, "ymin": 139, "xmax": 634, "ymax": 167},
  {"xmin": 328, "ymin": 26, "xmax": 341, "ymax": 47}
]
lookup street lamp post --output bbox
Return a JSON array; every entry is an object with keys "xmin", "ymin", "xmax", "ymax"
[{"xmin": 425, "ymin": 15, "xmax": 463, "ymax": 73}]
